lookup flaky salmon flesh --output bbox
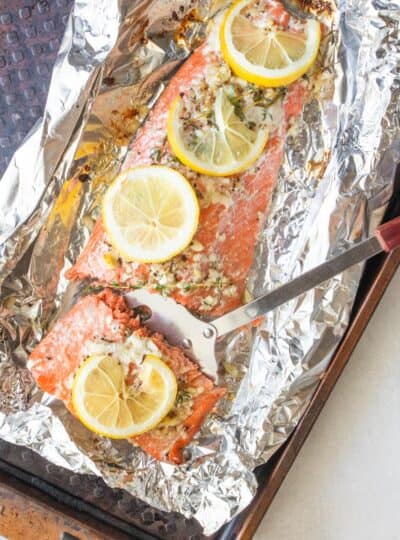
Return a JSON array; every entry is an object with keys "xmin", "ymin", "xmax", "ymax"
[
  {"xmin": 66, "ymin": 2, "xmax": 308, "ymax": 317},
  {"xmin": 30, "ymin": 1, "xmax": 313, "ymax": 461},
  {"xmin": 29, "ymin": 289, "xmax": 225, "ymax": 463}
]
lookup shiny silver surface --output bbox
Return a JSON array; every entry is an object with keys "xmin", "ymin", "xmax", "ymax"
[
  {"xmin": 213, "ymin": 236, "xmax": 383, "ymax": 336},
  {"xmin": 0, "ymin": 0, "xmax": 399, "ymax": 535},
  {"xmin": 125, "ymin": 289, "xmax": 218, "ymax": 380},
  {"xmin": 128, "ymin": 236, "xmax": 383, "ymax": 378}
]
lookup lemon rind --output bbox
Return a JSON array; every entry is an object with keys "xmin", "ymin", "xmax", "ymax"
[
  {"xmin": 71, "ymin": 354, "xmax": 178, "ymax": 439},
  {"xmin": 167, "ymin": 96, "xmax": 269, "ymax": 177},
  {"xmin": 102, "ymin": 165, "xmax": 200, "ymax": 264},
  {"xmin": 220, "ymin": 0, "xmax": 321, "ymax": 88}
]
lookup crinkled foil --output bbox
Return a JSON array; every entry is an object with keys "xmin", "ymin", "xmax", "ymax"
[{"xmin": 0, "ymin": 0, "xmax": 399, "ymax": 535}]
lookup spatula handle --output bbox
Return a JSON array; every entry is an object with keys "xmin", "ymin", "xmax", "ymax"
[
  {"xmin": 212, "ymin": 216, "xmax": 400, "ymax": 338},
  {"xmin": 375, "ymin": 216, "xmax": 400, "ymax": 252}
]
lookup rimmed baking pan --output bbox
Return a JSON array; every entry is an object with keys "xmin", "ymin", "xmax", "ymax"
[{"xmin": 1, "ymin": 1, "xmax": 399, "ymax": 538}]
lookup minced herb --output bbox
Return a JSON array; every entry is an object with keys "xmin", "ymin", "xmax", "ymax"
[
  {"xmin": 85, "ymin": 284, "xmax": 104, "ymax": 294},
  {"xmin": 109, "ymin": 280, "xmax": 146, "ymax": 290},
  {"xmin": 251, "ymin": 86, "xmax": 286, "ymax": 110},
  {"xmin": 175, "ymin": 389, "xmax": 192, "ymax": 405},
  {"xmin": 227, "ymin": 94, "xmax": 245, "ymax": 121},
  {"xmin": 154, "ymin": 283, "xmax": 168, "ymax": 296},
  {"xmin": 150, "ymin": 147, "xmax": 162, "ymax": 162},
  {"xmin": 215, "ymin": 277, "xmax": 223, "ymax": 289},
  {"xmin": 165, "ymin": 153, "xmax": 181, "ymax": 165}
]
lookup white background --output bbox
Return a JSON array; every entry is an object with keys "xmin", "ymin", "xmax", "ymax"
[{"xmin": 255, "ymin": 269, "xmax": 400, "ymax": 540}]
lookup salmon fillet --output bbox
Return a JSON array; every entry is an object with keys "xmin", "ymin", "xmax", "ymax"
[
  {"xmin": 65, "ymin": 4, "xmax": 308, "ymax": 317},
  {"xmin": 28, "ymin": 289, "xmax": 225, "ymax": 463}
]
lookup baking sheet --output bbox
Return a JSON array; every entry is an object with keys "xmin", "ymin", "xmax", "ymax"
[{"xmin": 0, "ymin": 0, "xmax": 399, "ymax": 535}]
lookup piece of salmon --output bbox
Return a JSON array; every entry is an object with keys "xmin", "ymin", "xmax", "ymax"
[
  {"xmin": 65, "ymin": 3, "xmax": 308, "ymax": 317},
  {"xmin": 28, "ymin": 289, "xmax": 225, "ymax": 463}
]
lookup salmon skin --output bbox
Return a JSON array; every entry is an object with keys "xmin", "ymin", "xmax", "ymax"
[
  {"xmin": 28, "ymin": 289, "xmax": 225, "ymax": 464},
  {"xmin": 65, "ymin": 4, "xmax": 308, "ymax": 317}
]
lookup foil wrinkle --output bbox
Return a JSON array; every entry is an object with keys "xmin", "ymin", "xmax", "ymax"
[{"xmin": 0, "ymin": 0, "xmax": 399, "ymax": 535}]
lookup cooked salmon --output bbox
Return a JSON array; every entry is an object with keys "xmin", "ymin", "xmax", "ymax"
[
  {"xmin": 65, "ymin": 4, "xmax": 308, "ymax": 317},
  {"xmin": 28, "ymin": 289, "xmax": 225, "ymax": 463}
]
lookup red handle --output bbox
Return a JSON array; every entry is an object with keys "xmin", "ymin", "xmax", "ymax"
[{"xmin": 375, "ymin": 216, "xmax": 400, "ymax": 252}]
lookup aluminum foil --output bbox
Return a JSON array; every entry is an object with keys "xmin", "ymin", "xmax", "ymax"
[{"xmin": 0, "ymin": 0, "xmax": 400, "ymax": 535}]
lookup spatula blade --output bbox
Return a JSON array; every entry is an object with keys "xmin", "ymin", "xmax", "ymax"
[{"xmin": 124, "ymin": 289, "xmax": 218, "ymax": 380}]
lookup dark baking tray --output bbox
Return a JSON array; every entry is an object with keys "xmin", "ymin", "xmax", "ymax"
[
  {"xmin": 0, "ymin": 0, "xmax": 74, "ymax": 177},
  {"xmin": 1, "ymin": 2, "xmax": 400, "ymax": 539}
]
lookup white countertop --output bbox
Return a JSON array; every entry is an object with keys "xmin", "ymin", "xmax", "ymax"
[{"xmin": 255, "ymin": 268, "xmax": 400, "ymax": 540}]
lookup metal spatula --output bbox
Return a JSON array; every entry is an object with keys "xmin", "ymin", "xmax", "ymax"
[{"xmin": 125, "ymin": 217, "xmax": 400, "ymax": 380}]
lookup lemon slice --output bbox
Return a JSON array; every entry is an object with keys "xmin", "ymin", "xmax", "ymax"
[
  {"xmin": 102, "ymin": 165, "xmax": 199, "ymax": 263},
  {"xmin": 167, "ymin": 87, "xmax": 269, "ymax": 176},
  {"xmin": 72, "ymin": 354, "xmax": 177, "ymax": 439},
  {"xmin": 220, "ymin": 0, "xmax": 321, "ymax": 87}
]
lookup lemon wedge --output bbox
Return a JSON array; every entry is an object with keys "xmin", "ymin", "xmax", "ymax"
[
  {"xmin": 167, "ymin": 87, "xmax": 269, "ymax": 176},
  {"xmin": 72, "ymin": 354, "xmax": 177, "ymax": 439},
  {"xmin": 102, "ymin": 166, "xmax": 199, "ymax": 263},
  {"xmin": 220, "ymin": 0, "xmax": 321, "ymax": 87}
]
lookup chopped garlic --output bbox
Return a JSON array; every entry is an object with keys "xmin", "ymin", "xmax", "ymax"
[{"xmin": 191, "ymin": 240, "xmax": 204, "ymax": 252}]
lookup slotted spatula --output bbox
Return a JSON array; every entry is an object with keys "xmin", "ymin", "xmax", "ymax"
[{"xmin": 125, "ymin": 217, "xmax": 400, "ymax": 380}]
